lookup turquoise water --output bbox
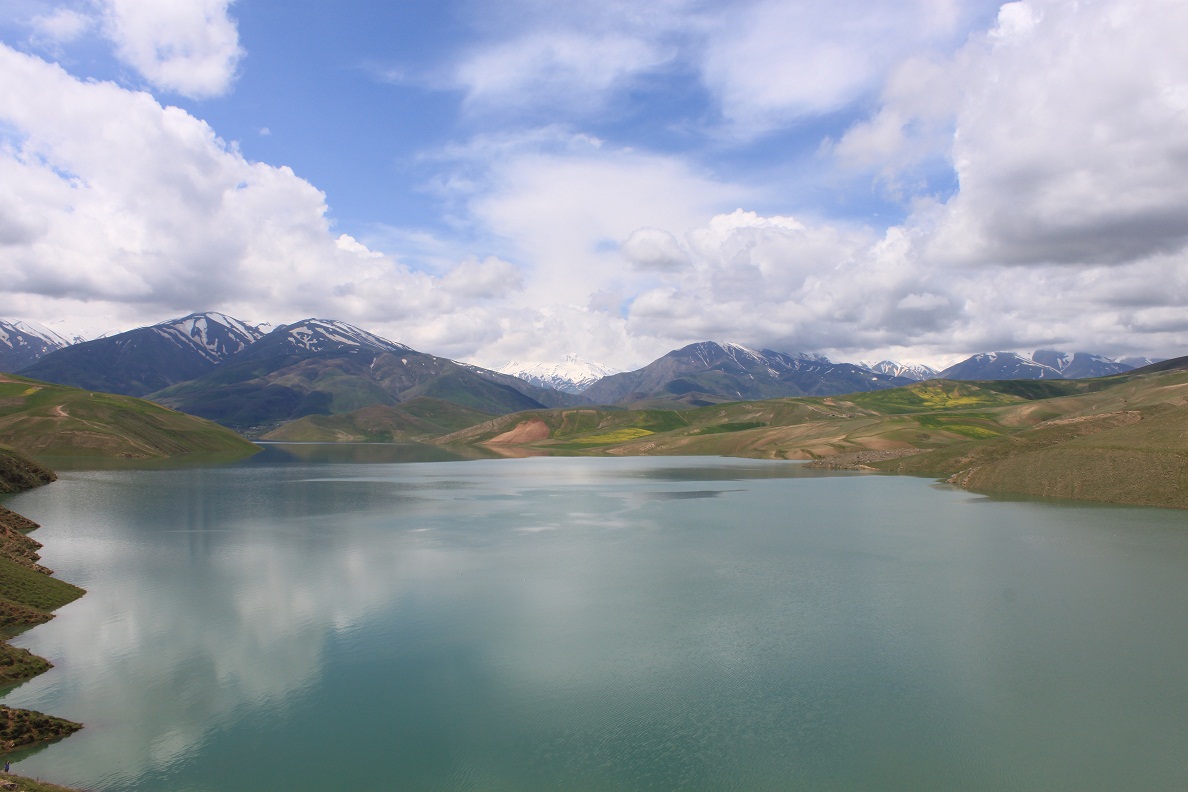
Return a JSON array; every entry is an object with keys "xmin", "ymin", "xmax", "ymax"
[{"xmin": 3, "ymin": 449, "xmax": 1188, "ymax": 790}]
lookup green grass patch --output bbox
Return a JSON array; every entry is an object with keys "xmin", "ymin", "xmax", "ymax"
[
  {"xmin": 0, "ymin": 642, "xmax": 51, "ymax": 685},
  {"xmin": 849, "ymin": 382, "xmax": 1022, "ymax": 414},
  {"xmin": 0, "ymin": 558, "xmax": 84, "ymax": 613},
  {"xmin": 0, "ymin": 704, "xmax": 81, "ymax": 753},
  {"xmin": 914, "ymin": 414, "xmax": 1005, "ymax": 439},
  {"xmin": 697, "ymin": 421, "xmax": 767, "ymax": 434},
  {"xmin": 571, "ymin": 428, "xmax": 655, "ymax": 444}
]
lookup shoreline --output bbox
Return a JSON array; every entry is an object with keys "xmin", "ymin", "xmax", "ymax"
[{"xmin": 0, "ymin": 451, "xmax": 87, "ymax": 792}]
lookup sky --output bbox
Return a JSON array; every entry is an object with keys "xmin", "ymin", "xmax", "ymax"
[{"xmin": 2, "ymin": 0, "xmax": 1188, "ymax": 371}]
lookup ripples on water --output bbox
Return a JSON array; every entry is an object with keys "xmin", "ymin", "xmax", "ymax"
[{"xmin": 3, "ymin": 450, "xmax": 1188, "ymax": 790}]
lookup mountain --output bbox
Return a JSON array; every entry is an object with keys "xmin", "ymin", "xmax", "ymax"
[
  {"xmin": 153, "ymin": 318, "xmax": 582, "ymax": 432},
  {"xmin": 18, "ymin": 312, "xmax": 265, "ymax": 397},
  {"xmin": 498, "ymin": 354, "xmax": 621, "ymax": 394},
  {"xmin": 939, "ymin": 350, "xmax": 1134, "ymax": 381},
  {"xmin": 1118, "ymin": 355, "xmax": 1164, "ymax": 370},
  {"xmin": 1126, "ymin": 354, "xmax": 1188, "ymax": 375},
  {"xmin": 582, "ymin": 341, "xmax": 915, "ymax": 406},
  {"xmin": 860, "ymin": 360, "xmax": 938, "ymax": 381},
  {"xmin": 0, "ymin": 321, "xmax": 70, "ymax": 373}
]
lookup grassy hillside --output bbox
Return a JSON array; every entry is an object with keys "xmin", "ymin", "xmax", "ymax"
[
  {"xmin": 0, "ymin": 374, "xmax": 258, "ymax": 461},
  {"xmin": 0, "ymin": 448, "xmax": 55, "ymax": 495},
  {"xmin": 873, "ymin": 371, "xmax": 1188, "ymax": 508},
  {"xmin": 436, "ymin": 381, "xmax": 1034, "ymax": 458},
  {"xmin": 430, "ymin": 372, "xmax": 1188, "ymax": 508},
  {"xmin": 0, "ymin": 496, "xmax": 85, "ymax": 758},
  {"xmin": 261, "ymin": 398, "xmax": 495, "ymax": 442}
]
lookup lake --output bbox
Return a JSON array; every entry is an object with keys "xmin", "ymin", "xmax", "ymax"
[{"xmin": 3, "ymin": 447, "xmax": 1188, "ymax": 790}]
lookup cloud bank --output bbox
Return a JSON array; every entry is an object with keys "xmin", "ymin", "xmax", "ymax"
[{"xmin": 2, "ymin": 0, "xmax": 1188, "ymax": 371}]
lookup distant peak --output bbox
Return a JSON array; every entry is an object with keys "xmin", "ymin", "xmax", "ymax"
[{"xmin": 279, "ymin": 318, "xmax": 408, "ymax": 353}]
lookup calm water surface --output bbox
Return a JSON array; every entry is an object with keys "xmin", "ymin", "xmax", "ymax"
[{"xmin": 3, "ymin": 448, "xmax": 1188, "ymax": 790}]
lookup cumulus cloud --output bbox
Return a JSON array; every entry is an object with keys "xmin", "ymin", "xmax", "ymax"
[
  {"xmin": 99, "ymin": 0, "xmax": 243, "ymax": 98},
  {"xmin": 924, "ymin": 0, "xmax": 1188, "ymax": 267},
  {"xmin": 451, "ymin": 133, "xmax": 751, "ymax": 307},
  {"xmin": 621, "ymin": 228, "xmax": 689, "ymax": 272},
  {"xmin": 0, "ymin": 45, "xmax": 511, "ymax": 343}
]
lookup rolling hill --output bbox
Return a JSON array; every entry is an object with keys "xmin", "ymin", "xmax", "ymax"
[
  {"xmin": 0, "ymin": 373, "xmax": 259, "ymax": 460},
  {"xmin": 260, "ymin": 398, "xmax": 496, "ymax": 442},
  {"xmin": 428, "ymin": 368, "xmax": 1188, "ymax": 509}
]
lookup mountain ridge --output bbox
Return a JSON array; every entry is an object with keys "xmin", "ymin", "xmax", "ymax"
[{"xmin": 18, "ymin": 312, "xmax": 266, "ymax": 396}]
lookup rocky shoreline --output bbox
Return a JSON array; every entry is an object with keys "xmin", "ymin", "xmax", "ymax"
[
  {"xmin": 804, "ymin": 448, "xmax": 925, "ymax": 470},
  {"xmin": 0, "ymin": 448, "xmax": 86, "ymax": 791}
]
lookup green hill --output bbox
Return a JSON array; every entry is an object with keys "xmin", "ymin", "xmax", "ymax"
[
  {"xmin": 0, "ymin": 373, "xmax": 258, "ymax": 461},
  {"xmin": 872, "ymin": 370, "xmax": 1188, "ymax": 508},
  {"xmin": 430, "ymin": 371, "xmax": 1188, "ymax": 509},
  {"xmin": 261, "ymin": 398, "xmax": 495, "ymax": 442}
]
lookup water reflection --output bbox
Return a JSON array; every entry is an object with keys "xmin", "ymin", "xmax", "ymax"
[{"xmin": 2, "ymin": 456, "xmax": 1187, "ymax": 791}]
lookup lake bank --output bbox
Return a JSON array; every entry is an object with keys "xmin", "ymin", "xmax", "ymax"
[{"xmin": 0, "ymin": 450, "xmax": 85, "ymax": 791}]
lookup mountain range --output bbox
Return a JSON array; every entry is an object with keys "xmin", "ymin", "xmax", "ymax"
[
  {"xmin": 583, "ymin": 342, "xmax": 915, "ymax": 405},
  {"xmin": 0, "ymin": 320, "xmax": 70, "ymax": 372},
  {"xmin": 498, "ymin": 355, "xmax": 620, "ymax": 394},
  {"xmin": 3, "ymin": 311, "xmax": 1163, "ymax": 434},
  {"xmin": 936, "ymin": 350, "xmax": 1135, "ymax": 380},
  {"xmin": 17, "ymin": 312, "xmax": 265, "ymax": 396},
  {"xmin": 150, "ymin": 318, "xmax": 580, "ymax": 431}
]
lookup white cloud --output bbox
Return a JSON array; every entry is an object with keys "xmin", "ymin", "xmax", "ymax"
[
  {"xmin": 0, "ymin": 45, "xmax": 513, "ymax": 343},
  {"xmin": 99, "ymin": 0, "xmax": 243, "ymax": 98},
  {"xmin": 28, "ymin": 7, "xmax": 93, "ymax": 44},
  {"xmin": 926, "ymin": 0, "xmax": 1188, "ymax": 267},
  {"xmin": 698, "ymin": 0, "xmax": 970, "ymax": 136},
  {"xmin": 456, "ymin": 32, "xmax": 673, "ymax": 115},
  {"xmin": 621, "ymin": 228, "xmax": 689, "ymax": 272},
  {"xmin": 448, "ymin": 0, "xmax": 988, "ymax": 137},
  {"xmin": 456, "ymin": 134, "xmax": 751, "ymax": 307}
]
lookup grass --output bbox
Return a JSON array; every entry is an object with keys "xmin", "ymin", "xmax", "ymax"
[
  {"xmin": 568, "ymin": 428, "xmax": 655, "ymax": 444},
  {"xmin": 696, "ymin": 421, "xmax": 768, "ymax": 434},
  {"xmin": 0, "ymin": 449, "xmax": 54, "ymax": 495},
  {"xmin": 0, "ymin": 374, "xmax": 258, "ymax": 461},
  {"xmin": 427, "ymin": 368, "xmax": 1188, "ymax": 509},
  {"xmin": 0, "ymin": 558, "xmax": 83, "ymax": 614},
  {"xmin": 0, "ymin": 644, "xmax": 51, "ymax": 685},
  {"xmin": 0, "ymin": 705, "xmax": 81, "ymax": 753}
]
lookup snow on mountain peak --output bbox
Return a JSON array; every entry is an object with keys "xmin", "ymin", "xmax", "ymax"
[
  {"xmin": 860, "ymin": 360, "xmax": 939, "ymax": 381},
  {"xmin": 149, "ymin": 312, "xmax": 267, "ymax": 363},
  {"xmin": 499, "ymin": 354, "xmax": 621, "ymax": 394},
  {"xmin": 281, "ymin": 319, "xmax": 408, "ymax": 354}
]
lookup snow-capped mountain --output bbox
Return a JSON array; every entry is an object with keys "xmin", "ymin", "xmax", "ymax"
[
  {"xmin": 860, "ymin": 360, "xmax": 938, "ymax": 381},
  {"xmin": 583, "ymin": 341, "xmax": 913, "ymax": 405},
  {"xmin": 499, "ymin": 354, "xmax": 621, "ymax": 394},
  {"xmin": 1118, "ymin": 355, "xmax": 1163, "ymax": 370},
  {"xmin": 0, "ymin": 320, "xmax": 71, "ymax": 372},
  {"xmin": 939, "ymin": 350, "xmax": 1135, "ymax": 381},
  {"xmin": 274, "ymin": 318, "xmax": 409, "ymax": 354},
  {"xmin": 152, "ymin": 312, "xmax": 266, "ymax": 363},
  {"xmin": 18, "ymin": 311, "xmax": 267, "ymax": 397}
]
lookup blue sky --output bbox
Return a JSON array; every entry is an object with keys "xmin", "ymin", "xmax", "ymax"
[{"xmin": 2, "ymin": 0, "xmax": 1187, "ymax": 370}]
